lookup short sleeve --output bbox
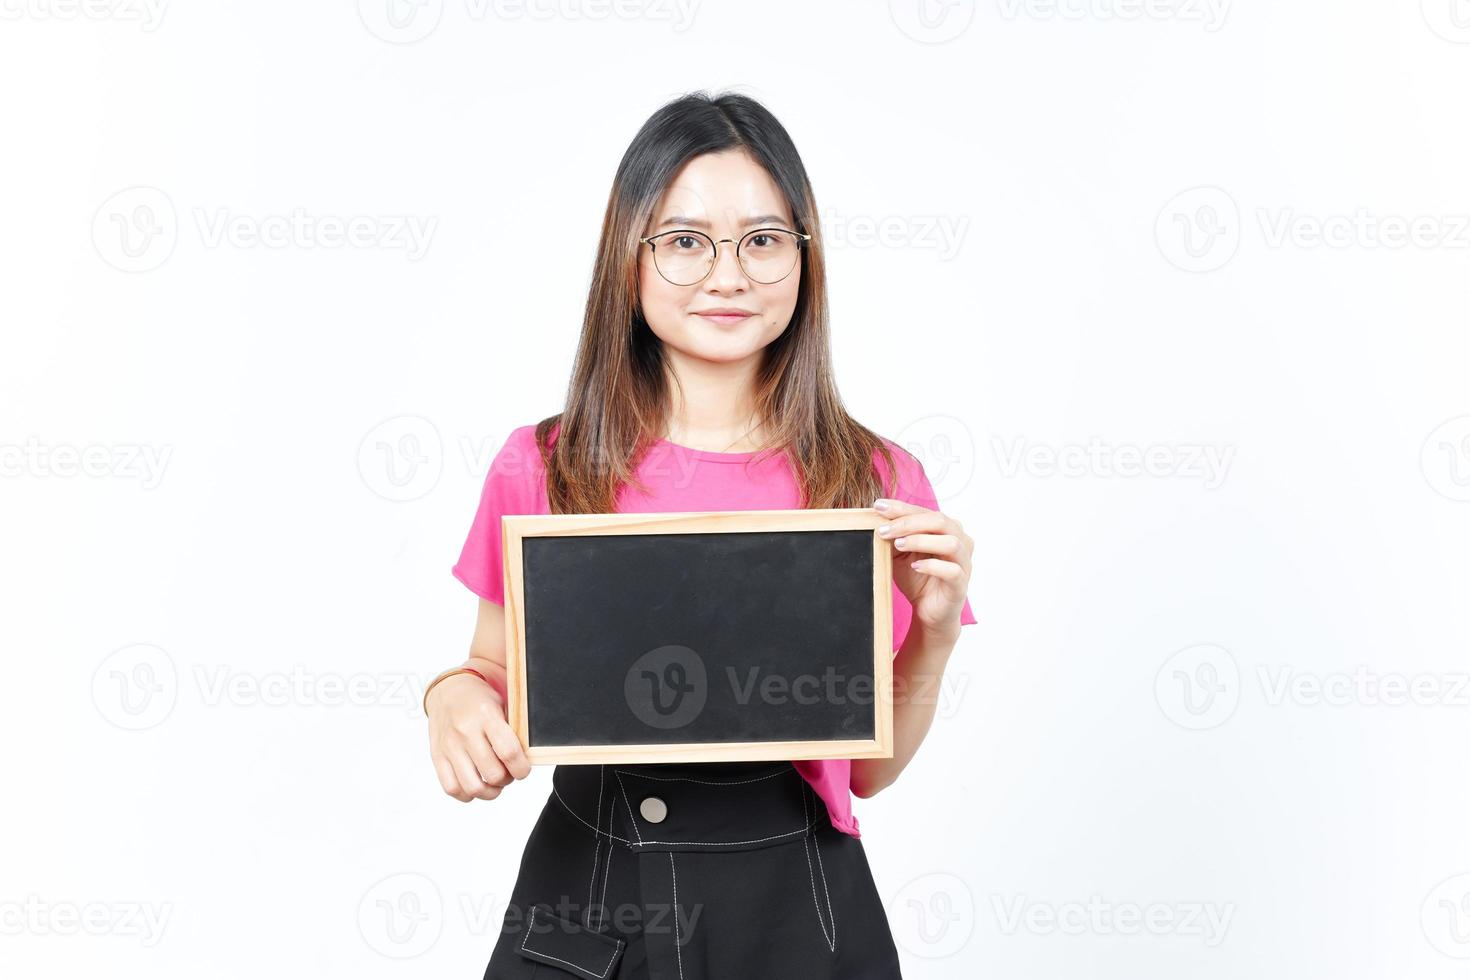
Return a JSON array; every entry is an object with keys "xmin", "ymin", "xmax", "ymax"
[
  {"xmin": 450, "ymin": 425, "xmax": 547, "ymax": 605},
  {"xmin": 880, "ymin": 440, "xmax": 978, "ymax": 627}
]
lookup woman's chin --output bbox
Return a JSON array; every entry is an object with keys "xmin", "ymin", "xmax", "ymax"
[{"xmin": 668, "ymin": 334, "xmax": 764, "ymax": 365}]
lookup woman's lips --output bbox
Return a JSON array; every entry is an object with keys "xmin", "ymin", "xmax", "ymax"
[{"xmin": 693, "ymin": 311, "xmax": 755, "ymax": 325}]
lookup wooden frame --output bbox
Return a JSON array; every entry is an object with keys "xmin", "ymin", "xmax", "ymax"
[{"xmin": 501, "ymin": 507, "xmax": 894, "ymax": 765}]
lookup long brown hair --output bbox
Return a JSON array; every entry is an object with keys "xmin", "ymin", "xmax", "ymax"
[{"xmin": 531, "ymin": 90, "xmax": 902, "ymax": 513}]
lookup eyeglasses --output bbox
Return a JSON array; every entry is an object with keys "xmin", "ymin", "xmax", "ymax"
[{"xmin": 639, "ymin": 227, "xmax": 812, "ymax": 286}]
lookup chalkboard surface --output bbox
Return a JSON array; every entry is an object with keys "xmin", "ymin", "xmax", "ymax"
[{"xmin": 502, "ymin": 509, "xmax": 893, "ymax": 765}]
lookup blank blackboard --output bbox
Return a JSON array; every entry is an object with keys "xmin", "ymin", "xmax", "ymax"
[{"xmin": 501, "ymin": 509, "xmax": 893, "ymax": 765}]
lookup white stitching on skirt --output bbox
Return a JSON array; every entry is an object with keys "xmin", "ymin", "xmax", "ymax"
[
  {"xmin": 800, "ymin": 782, "xmax": 838, "ymax": 952},
  {"xmin": 669, "ymin": 852, "xmax": 685, "ymax": 980},
  {"xmin": 521, "ymin": 905, "xmax": 622, "ymax": 979},
  {"xmin": 612, "ymin": 770, "xmax": 645, "ymax": 845},
  {"xmin": 632, "ymin": 826, "xmax": 815, "ymax": 847},
  {"xmin": 553, "ymin": 785, "xmax": 627, "ymax": 839},
  {"xmin": 811, "ymin": 805, "xmax": 837, "ymax": 950},
  {"xmin": 612, "ymin": 766, "xmax": 792, "ymax": 786},
  {"xmin": 597, "ymin": 832, "xmax": 614, "ymax": 924},
  {"xmin": 585, "ymin": 765, "xmax": 605, "ymax": 929}
]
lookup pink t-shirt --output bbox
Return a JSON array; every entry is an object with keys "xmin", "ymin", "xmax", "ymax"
[{"xmin": 451, "ymin": 423, "xmax": 978, "ymax": 839}]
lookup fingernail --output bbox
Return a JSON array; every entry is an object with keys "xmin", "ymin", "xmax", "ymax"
[
  {"xmin": 875, "ymin": 499, "xmax": 890, "ymax": 511},
  {"xmin": 878, "ymin": 524, "xmax": 891, "ymax": 536}
]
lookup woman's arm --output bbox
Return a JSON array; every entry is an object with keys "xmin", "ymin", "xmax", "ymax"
[
  {"xmin": 850, "ymin": 623, "xmax": 960, "ymax": 797},
  {"xmin": 459, "ymin": 597, "xmax": 510, "ymax": 701},
  {"xmin": 431, "ymin": 597, "xmax": 510, "ymax": 703},
  {"xmin": 849, "ymin": 494, "xmax": 974, "ymax": 797}
]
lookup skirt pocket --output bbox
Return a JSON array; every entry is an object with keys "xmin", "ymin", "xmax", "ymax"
[{"xmin": 515, "ymin": 902, "xmax": 627, "ymax": 979}]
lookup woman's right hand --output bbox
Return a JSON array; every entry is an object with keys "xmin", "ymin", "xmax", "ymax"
[{"xmin": 426, "ymin": 670, "xmax": 532, "ymax": 802}]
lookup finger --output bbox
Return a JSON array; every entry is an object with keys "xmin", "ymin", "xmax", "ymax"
[
  {"xmin": 891, "ymin": 532, "xmax": 963, "ymax": 559},
  {"xmin": 877, "ymin": 510, "xmax": 955, "ymax": 541},
  {"xmin": 486, "ymin": 715, "xmax": 533, "ymax": 781},
  {"xmin": 873, "ymin": 497, "xmax": 931, "ymax": 519},
  {"xmin": 451, "ymin": 745, "xmax": 502, "ymax": 801},
  {"xmin": 911, "ymin": 557, "xmax": 966, "ymax": 583},
  {"xmin": 433, "ymin": 751, "xmax": 470, "ymax": 802},
  {"xmin": 462, "ymin": 725, "xmax": 511, "ymax": 787}
]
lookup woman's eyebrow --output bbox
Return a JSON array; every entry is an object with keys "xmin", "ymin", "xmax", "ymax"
[{"xmin": 654, "ymin": 213, "xmax": 792, "ymax": 230}]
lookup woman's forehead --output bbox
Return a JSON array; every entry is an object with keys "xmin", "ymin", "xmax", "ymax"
[{"xmin": 653, "ymin": 152, "xmax": 792, "ymax": 228}]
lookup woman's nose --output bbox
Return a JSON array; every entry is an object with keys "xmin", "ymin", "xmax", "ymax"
[{"xmin": 705, "ymin": 240, "xmax": 750, "ymax": 289}]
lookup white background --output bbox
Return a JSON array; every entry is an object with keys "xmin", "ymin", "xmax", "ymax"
[{"xmin": 3, "ymin": 1, "xmax": 1469, "ymax": 977}]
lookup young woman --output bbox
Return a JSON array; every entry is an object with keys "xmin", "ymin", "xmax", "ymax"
[{"xmin": 425, "ymin": 90, "xmax": 977, "ymax": 979}]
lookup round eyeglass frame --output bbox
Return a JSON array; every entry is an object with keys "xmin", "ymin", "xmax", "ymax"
[{"xmin": 638, "ymin": 227, "xmax": 813, "ymax": 286}]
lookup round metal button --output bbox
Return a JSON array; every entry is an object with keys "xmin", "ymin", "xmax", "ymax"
[{"xmin": 638, "ymin": 796, "xmax": 668, "ymax": 823}]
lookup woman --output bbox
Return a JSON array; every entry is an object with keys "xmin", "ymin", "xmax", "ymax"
[{"xmin": 424, "ymin": 90, "xmax": 978, "ymax": 979}]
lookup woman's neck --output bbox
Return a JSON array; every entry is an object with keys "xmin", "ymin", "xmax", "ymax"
[{"xmin": 661, "ymin": 355, "xmax": 767, "ymax": 454}]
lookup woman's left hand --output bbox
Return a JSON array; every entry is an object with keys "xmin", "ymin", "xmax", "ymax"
[{"xmin": 874, "ymin": 497, "xmax": 973, "ymax": 637}]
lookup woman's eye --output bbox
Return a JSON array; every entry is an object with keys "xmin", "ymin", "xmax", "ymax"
[{"xmin": 748, "ymin": 232, "xmax": 793, "ymax": 250}]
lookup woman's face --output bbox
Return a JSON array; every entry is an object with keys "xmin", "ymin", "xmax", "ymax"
[{"xmin": 637, "ymin": 149, "xmax": 801, "ymax": 366}]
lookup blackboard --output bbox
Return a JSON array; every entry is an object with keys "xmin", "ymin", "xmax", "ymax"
[{"xmin": 501, "ymin": 509, "xmax": 893, "ymax": 765}]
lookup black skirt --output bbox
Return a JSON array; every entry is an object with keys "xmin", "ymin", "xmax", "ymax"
[{"xmin": 482, "ymin": 760, "xmax": 904, "ymax": 979}]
